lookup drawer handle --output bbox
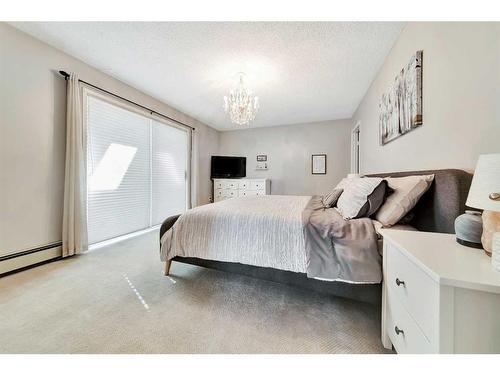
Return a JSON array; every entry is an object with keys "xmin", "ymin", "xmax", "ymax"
[
  {"xmin": 395, "ymin": 278, "xmax": 405, "ymax": 287},
  {"xmin": 394, "ymin": 326, "xmax": 404, "ymax": 336}
]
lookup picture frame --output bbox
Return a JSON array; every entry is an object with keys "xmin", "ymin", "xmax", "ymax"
[
  {"xmin": 311, "ymin": 154, "xmax": 327, "ymax": 175},
  {"xmin": 379, "ymin": 50, "xmax": 423, "ymax": 145}
]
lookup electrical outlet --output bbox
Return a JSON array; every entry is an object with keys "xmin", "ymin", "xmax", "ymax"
[{"xmin": 256, "ymin": 162, "xmax": 268, "ymax": 170}]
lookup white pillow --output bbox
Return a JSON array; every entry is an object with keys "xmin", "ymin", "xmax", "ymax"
[
  {"xmin": 333, "ymin": 178, "xmax": 349, "ymax": 190},
  {"xmin": 375, "ymin": 174, "xmax": 434, "ymax": 227},
  {"xmin": 336, "ymin": 177, "xmax": 384, "ymax": 219}
]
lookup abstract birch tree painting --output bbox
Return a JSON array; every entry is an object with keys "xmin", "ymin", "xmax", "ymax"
[{"xmin": 379, "ymin": 50, "xmax": 423, "ymax": 145}]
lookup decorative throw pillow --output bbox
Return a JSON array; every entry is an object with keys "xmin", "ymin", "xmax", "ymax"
[
  {"xmin": 322, "ymin": 188, "xmax": 343, "ymax": 208},
  {"xmin": 365, "ymin": 180, "xmax": 389, "ymax": 217},
  {"xmin": 336, "ymin": 177, "xmax": 384, "ymax": 219},
  {"xmin": 375, "ymin": 174, "xmax": 435, "ymax": 227},
  {"xmin": 351, "ymin": 180, "xmax": 389, "ymax": 218}
]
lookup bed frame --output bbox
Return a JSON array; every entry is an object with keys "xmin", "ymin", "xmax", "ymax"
[{"xmin": 160, "ymin": 169, "xmax": 472, "ymax": 304}]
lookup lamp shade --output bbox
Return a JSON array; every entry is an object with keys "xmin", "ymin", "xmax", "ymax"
[{"xmin": 466, "ymin": 154, "xmax": 500, "ymax": 212}]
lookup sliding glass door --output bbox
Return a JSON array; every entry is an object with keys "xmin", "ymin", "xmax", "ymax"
[
  {"xmin": 85, "ymin": 91, "xmax": 190, "ymax": 245},
  {"xmin": 151, "ymin": 120, "xmax": 189, "ymax": 226}
]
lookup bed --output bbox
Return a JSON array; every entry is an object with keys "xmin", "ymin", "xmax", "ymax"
[{"xmin": 159, "ymin": 169, "xmax": 472, "ymax": 304}]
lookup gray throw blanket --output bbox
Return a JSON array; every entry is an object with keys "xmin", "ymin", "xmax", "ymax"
[{"xmin": 303, "ymin": 195, "xmax": 381, "ymax": 283}]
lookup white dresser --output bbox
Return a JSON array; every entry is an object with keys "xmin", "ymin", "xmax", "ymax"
[
  {"xmin": 213, "ymin": 178, "xmax": 271, "ymax": 202},
  {"xmin": 381, "ymin": 229, "xmax": 500, "ymax": 354}
]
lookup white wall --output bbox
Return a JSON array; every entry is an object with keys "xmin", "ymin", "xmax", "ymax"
[
  {"xmin": 218, "ymin": 120, "xmax": 352, "ymax": 196},
  {"xmin": 353, "ymin": 22, "xmax": 500, "ymax": 174},
  {"xmin": 0, "ymin": 23, "xmax": 219, "ymax": 257}
]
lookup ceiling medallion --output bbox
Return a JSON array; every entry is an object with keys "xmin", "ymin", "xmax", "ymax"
[{"xmin": 223, "ymin": 73, "xmax": 259, "ymax": 126}]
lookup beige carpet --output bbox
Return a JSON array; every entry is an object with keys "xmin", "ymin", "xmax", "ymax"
[{"xmin": 0, "ymin": 230, "xmax": 390, "ymax": 354}]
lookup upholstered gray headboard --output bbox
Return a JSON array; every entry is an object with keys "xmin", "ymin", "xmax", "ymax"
[{"xmin": 366, "ymin": 169, "xmax": 473, "ymax": 234}]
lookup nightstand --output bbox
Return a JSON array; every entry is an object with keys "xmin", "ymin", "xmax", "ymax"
[{"xmin": 380, "ymin": 229, "xmax": 500, "ymax": 353}]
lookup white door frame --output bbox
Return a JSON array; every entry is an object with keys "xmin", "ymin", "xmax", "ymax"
[{"xmin": 350, "ymin": 122, "xmax": 361, "ymax": 174}]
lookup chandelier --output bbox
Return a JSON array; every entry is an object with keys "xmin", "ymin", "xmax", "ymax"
[{"xmin": 223, "ymin": 73, "xmax": 259, "ymax": 126}]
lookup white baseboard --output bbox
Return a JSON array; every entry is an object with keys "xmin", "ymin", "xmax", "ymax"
[{"xmin": 0, "ymin": 245, "xmax": 62, "ymax": 275}]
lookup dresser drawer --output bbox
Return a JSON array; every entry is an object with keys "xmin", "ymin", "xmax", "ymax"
[
  {"xmin": 246, "ymin": 190, "xmax": 265, "ymax": 197},
  {"xmin": 385, "ymin": 241, "xmax": 438, "ymax": 343},
  {"xmin": 223, "ymin": 189, "xmax": 237, "ymax": 198},
  {"xmin": 223, "ymin": 180, "xmax": 238, "ymax": 190},
  {"xmin": 387, "ymin": 290, "xmax": 433, "ymax": 353},
  {"xmin": 214, "ymin": 180, "xmax": 224, "ymax": 189},
  {"xmin": 214, "ymin": 189, "xmax": 224, "ymax": 199},
  {"xmin": 238, "ymin": 180, "xmax": 249, "ymax": 189},
  {"xmin": 250, "ymin": 180, "xmax": 265, "ymax": 190}
]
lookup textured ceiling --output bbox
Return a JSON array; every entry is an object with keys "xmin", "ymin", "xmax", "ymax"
[{"xmin": 10, "ymin": 22, "xmax": 404, "ymax": 130}]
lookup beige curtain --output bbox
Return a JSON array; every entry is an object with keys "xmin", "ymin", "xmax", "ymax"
[
  {"xmin": 62, "ymin": 73, "xmax": 88, "ymax": 257},
  {"xmin": 190, "ymin": 129, "xmax": 198, "ymax": 208}
]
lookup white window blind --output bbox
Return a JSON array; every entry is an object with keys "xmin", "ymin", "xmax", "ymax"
[
  {"xmin": 86, "ymin": 92, "xmax": 190, "ymax": 245},
  {"xmin": 152, "ymin": 120, "xmax": 189, "ymax": 226}
]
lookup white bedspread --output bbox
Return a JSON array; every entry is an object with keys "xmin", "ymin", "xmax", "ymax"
[{"xmin": 160, "ymin": 195, "xmax": 312, "ymax": 273}]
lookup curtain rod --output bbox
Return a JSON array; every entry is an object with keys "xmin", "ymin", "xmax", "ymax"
[{"xmin": 59, "ymin": 70, "xmax": 195, "ymax": 131}]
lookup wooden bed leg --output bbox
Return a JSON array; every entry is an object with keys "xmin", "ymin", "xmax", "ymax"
[{"xmin": 164, "ymin": 260, "xmax": 172, "ymax": 276}]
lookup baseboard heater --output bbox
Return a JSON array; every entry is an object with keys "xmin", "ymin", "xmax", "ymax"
[{"xmin": 0, "ymin": 242, "xmax": 62, "ymax": 276}]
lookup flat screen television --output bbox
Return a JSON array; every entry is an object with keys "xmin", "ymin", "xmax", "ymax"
[{"xmin": 211, "ymin": 156, "xmax": 246, "ymax": 179}]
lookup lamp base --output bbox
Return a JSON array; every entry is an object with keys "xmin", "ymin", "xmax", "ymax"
[{"xmin": 482, "ymin": 210, "xmax": 500, "ymax": 257}]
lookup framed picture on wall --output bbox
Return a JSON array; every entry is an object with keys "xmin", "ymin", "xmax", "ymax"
[
  {"xmin": 379, "ymin": 50, "xmax": 423, "ymax": 145},
  {"xmin": 311, "ymin": 154, "xmax": 327, "ymax": 175}
]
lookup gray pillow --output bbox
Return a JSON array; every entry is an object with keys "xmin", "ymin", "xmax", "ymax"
[
  {"xmin": 322, "ymin": 188, "xmax": 343, "ymax": 208},
  {"xmin": 356, "ymin": 180, "xmax": 388, "ymax": 218}
]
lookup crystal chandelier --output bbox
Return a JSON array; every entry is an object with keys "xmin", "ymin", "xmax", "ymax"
[{"xmin": 223, "ymin": 73, "xmax": 259, "ymax": 126}]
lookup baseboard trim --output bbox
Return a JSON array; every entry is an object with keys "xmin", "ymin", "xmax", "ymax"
[
  {"xmin": 0, "ymin": 241, "xmax": 62, "ymax": 262},
  {"xmin": 0, "ymin": 243, "xmax": 62, "ymax": 276}
]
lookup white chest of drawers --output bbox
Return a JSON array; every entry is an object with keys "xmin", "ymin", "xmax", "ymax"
[
  {"xmin": 381, "ymin": 230, "xmax": 500, "ymax": 354},
  {"xmin": 213, "ymin": 178, "xmax": 271, "ymax": 202}
]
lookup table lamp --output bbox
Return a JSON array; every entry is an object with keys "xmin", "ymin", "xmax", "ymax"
[{"xmin": 466, "ymin": 154, "xmax": 500, "ymax": 260}]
